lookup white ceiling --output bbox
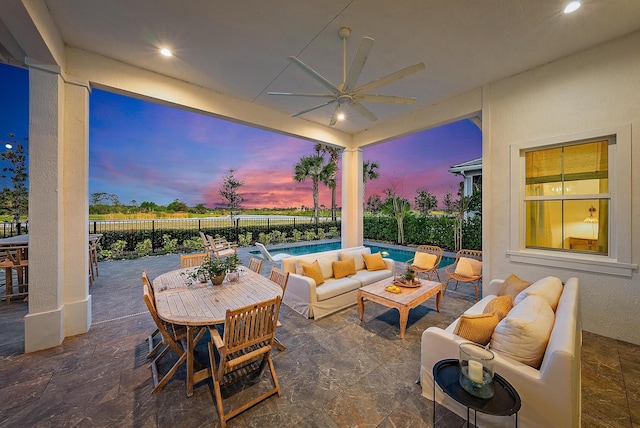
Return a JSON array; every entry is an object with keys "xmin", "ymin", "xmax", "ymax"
[{"xmin": 3, "ymin": 0, "xmax": 640, "ymax": 134}]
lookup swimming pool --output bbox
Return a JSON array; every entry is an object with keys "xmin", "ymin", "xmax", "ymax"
[{"xmin": 251, "ymin": 241, "xmax": 454, "ymax": 267}]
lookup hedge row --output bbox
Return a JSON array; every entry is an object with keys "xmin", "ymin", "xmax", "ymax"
[
  {"xmin": 97, "ymin": 215, "xmax": 481, "ymax": 254},
  {"xmin": 98, "ymin": 221, "xmax": 341, "ymax": 252},
  {"xmin": 363, "ymin": 214, "xmax": 481, "ymax": 251}
]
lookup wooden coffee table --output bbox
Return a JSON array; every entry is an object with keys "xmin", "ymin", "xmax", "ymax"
[{"xmin": 357, "ymin": 278, "xmax": 442, "ymax": 339}]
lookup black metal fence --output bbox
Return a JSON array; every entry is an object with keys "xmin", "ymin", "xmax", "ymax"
[
  {"xmin": 0, "ymin": 222, "xmax": 29, "ymax": 238},
  {"xmin": 90, "ymin": 216, "xmax": 340, "ymax": 252}
]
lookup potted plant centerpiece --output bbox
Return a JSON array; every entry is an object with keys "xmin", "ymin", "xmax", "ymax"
[
  {"xmin": 404, "ymin": 267, "xmax": 416, "ymax": 285},
  {"xmin": 225, "ymin": 254, "xmax": 241, "ymax": 282},
  {"xmin": 182, "ymin": 256, "xmax": 228, "ymax": 285}
]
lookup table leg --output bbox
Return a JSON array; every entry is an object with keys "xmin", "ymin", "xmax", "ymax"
[
  {"xmin": 398, "ymin": 307, "xmax": 409, "ymax": 339},
  {"xmin": 357, "ymin": 292, "xmax": 365, "ymax": 321},
  {"xmin": 435, "ymin": 289, "xmax": 442, "ymax": 312},
  {"xmin": 433, "ymin": 377, "xmax": 436, "ymax": 427},
  {"xmin": 187, "ymin": 326, "xmax": 195, "ymax": 397},
  {"xmin": 5, "ymin": 267, "xmax": 12, "ymax": 304}
]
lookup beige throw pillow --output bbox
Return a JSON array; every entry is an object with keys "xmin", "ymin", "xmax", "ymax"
[
  {"xmin": 514, "ymin": 276, "xmax": 563, "ymax": 311},
  {"xmin": 483, "ymin": 295, "xmax": 514, "ymax": 321},
  {"xmin": 453, "ymin": 312, "xmax": 500, "ymax": 345},
  {"xmin": 454, "ymin": 257, "xmax": 482, "ymax": 277},
  {"xmin": 490, "ymin": 295, "xmax": 555, "ymax": 368},
  {"xmin": 413, "ymin": 252, "xmax": 437, "ymax": 269},
  {"xmin": 339, "ymin": 248, "xmax": 371, "ymax": 271},
  {"xmin": 301, "ymin": 260, "xmax": 324, "ymax": 286},
  {"xmin": 498, "ymin": 274, "xmax": 532, "ymax": 302}
]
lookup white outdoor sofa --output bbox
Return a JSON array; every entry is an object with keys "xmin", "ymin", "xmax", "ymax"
[
  {"xmin": 281, "ymin": 246, "xmax": 396, "ymax": 319},
  {"xmin": 421, "ymin": 277, "xmax": 581, "ymax": 428}
]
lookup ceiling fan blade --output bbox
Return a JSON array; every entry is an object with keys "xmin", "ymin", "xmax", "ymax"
[
  {"xmin": 288, "ymin": 57, "xmax": 341, "ymax": 95},
  {"xmin": 291, "ymin": 99, "xmax": 337, "ymax": 117},
  {"xmin": 356, "ymin": 94, "xmax": 417, "ymax": 104},
  {"xmin": 329, "ymin": 104, "xmax": 343, "ymax": 127},
  {"xmin": 268, "ymin": 92, "xmax": 336, "ymax": 98},
  {"xmin": 349, "ymin": 101, "xmax": 378, "ymax": 122},
  {"xmin": 353, "ymin": 62, "xmax": 425, "ymax": 95},
  {"xmin": 343, "ymin": 37, "xmax": 374, "ymax": 93}
]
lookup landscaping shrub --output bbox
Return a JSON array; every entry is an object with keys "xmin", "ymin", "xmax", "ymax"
[
  {"xmin": 135, "ymin": 239, "xmax": 153, "ymax": 257},
  {"xmin": 238, "ymin": 232, "xmax": 253, "ymax": 247},
  {"xmin": 162, "ymin": 234, "xmax": 178, "ymax": 253},
  {"xmin": 100, "ymin": 239, "xmax": 127, "ymax": 260},
  {"xmin": 182, "ymin": 237, "xmax": 204, "ymax": 252}
]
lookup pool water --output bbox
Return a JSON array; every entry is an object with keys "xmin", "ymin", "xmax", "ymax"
[{"xmin": 251, "ymin": 241, "xmax": 454, "ymax": 267}]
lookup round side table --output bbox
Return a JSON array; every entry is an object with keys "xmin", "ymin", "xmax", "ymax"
[{"xmin": 432, "ymin": 359, "xmax": 521, "ymax": 427}]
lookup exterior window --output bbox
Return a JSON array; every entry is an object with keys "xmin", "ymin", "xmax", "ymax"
[{"xmin": 524, "ymin": 138, "xmax": 610, "ymax": 255}]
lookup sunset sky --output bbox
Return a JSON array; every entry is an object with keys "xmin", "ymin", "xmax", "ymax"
[{"xmin": 1, "ymin": 63, "xmax": 481, "ymax": 209}]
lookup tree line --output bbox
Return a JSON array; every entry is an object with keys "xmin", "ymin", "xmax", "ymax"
[{"xmin": 1, "ymin": 134, "xmax": 28, "ymax": 233}]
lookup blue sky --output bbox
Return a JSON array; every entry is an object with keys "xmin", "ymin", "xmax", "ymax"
[{"xmin": 1, "ymin": 62, "xmax": 481, "ymax": 208}]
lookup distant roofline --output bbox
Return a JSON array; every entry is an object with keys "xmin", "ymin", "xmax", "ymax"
[{"xmin": 448, "ymin": 157, "xmax": 482, "ymax": 174}]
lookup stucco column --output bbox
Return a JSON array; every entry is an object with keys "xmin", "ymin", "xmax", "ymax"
[
  {"xmin": 341, "ymin": 147, "xmax": 363, "ymax": 247},
  {"xmin": 61, "ymin": 77, "xmax": 91, "ymax": 337},
  {"xmin": 24, "ymin": 63, "xmax": 91, "ymax": 352}
]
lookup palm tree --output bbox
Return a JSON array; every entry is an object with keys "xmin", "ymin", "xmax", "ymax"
[
  {"xmin": 363, "ymin": 160, "xmax": 380, "ymax": 210},
  {"xmin": 293, "ymin": 154, "xmax": 336, "ymax": 225},
  {"xmin": 315, "ymin": 144, "xmax": 341, "ymax": 221}
]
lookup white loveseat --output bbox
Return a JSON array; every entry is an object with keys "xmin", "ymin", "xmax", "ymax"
[
  {"xmin": 421, "ymin": 277, "xmax": 581, "ymax": 428},
  {"xmin": 281, "ymin": 246, "xmax": 396, "ymax": 319}
]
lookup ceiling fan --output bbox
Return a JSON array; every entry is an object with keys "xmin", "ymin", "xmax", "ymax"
[{"xmin": 268, "ymin": 27, "xmax": 425, "ymax": 126}]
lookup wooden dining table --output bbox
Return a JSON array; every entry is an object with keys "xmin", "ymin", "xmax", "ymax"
[
  {"xmin": 0, "ymin": 233, "xmax": 103, "ymax": 301},
  {"xmin": 153, "ymin": 265, "xmax": 283, "ymax": 397}
]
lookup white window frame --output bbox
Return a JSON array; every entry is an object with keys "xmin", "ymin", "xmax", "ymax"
[{"xmin": 507, "ymin": 125, "xmax": 636, "ymax": 277}]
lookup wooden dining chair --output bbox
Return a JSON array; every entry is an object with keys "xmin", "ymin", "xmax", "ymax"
[
  {"xmin": 208, "ymin": 297, "xmax": 282, "ymax": 428},
  {"xmin": 199, "ymin": 231, "xmax": 212, "ymax": 254},
  {"xmin": 444, "ymin": 249, "xmax": 483, "ymax": 301},
  {"xmin": 269, "ymin": 266, "xmax": 289, "ymax": 352},
  {"xmin": 141, "ymin": 270, "xmax": 162, "ymax": 359},
  {"xmin": 208, "ymin": 235, "xmax": 237, "ymax": 259},
  {"xmin": 142, "ymin": 273, "xmax": 194, "ymax": 393},
  {"xmin": 2, "ymin": 245, "xmax": 29, "ymax": 304},
  {"xmin": 248, "ymin": 256, "xmax": 263, "ymax": 274},
  {"xmin": 406, "ymin": 245, "xmax": 443, "ymax": 283},
  {"xmin": 180, "ymin": 253, "xmax": 209, "ymax": 268}
]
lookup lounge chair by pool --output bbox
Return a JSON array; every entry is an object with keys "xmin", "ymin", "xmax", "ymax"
[{"xmin": 255, "ymin": 243, "xmax": 292, "ymax": 262}]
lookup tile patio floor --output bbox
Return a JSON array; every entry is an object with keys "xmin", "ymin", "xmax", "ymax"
[{"xmin": 0, "ymin": 248, "xmax": 638, "ymax": 427}]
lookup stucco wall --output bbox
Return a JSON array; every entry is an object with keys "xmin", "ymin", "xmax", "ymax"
[{"xmin": 484, "ymin": 30, "xmax": 640, "ymax": 345}]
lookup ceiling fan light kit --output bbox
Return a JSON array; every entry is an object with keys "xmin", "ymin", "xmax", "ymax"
[{"xmin": 268, "ymin": 27, "xmax": 425, "ymax": 126}]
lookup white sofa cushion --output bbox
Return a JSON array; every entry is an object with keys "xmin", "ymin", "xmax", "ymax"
[
  {"xmin": 490, "ymin": 295, "xmax": 555, "ymax": 368},
  {"xmin": 350, "ymin": 268, "xmax": 394, "ymax": 286},
  {"xmin": 315, "ymin": 277, "xmax": 361, "ymax": 302},
  {"xmin": 339, "ymin": 247, "xmax": 371, "ymax": 271},
  {"xmin": 514, "ymin": 276, "xmax": 563, "ymax": 311}
]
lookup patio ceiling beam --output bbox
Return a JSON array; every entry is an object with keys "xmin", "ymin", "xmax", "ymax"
[
  {"xmin": 350, "ymin": 88, "xmax": 483, "ymax": 149},
  {"xmin": 65, "ymin": 47, "xmax": 353, "ymax": 149}
]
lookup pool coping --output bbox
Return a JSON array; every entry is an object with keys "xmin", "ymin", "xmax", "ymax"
[{"xmin": 249, "ymin": 239, "xmax": 457, "ymax": 262}]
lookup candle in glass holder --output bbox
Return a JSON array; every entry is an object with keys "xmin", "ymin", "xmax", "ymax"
[
  {"xmin": 459, "ymin": 342, "xmax": 495, "ymax": 398},
  {"xmin": 468, "ymin": 360, "xmax": 483, "ymax": 383}
]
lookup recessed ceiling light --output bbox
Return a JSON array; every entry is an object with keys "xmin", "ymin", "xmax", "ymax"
[
  {"xmin": 5, "ymin": 144, "xmax": 12, "ymax": 149},
  {"xmin": 337, "ymin": 113, "xmax": 345, "ymax": 121},
  {"xmin": 564, "ymin": 1, "xmax": 581, "ymax": 14},
  {"xmin": 160, "ymin": 48, "xmax": 173, "ymax": 57}
]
